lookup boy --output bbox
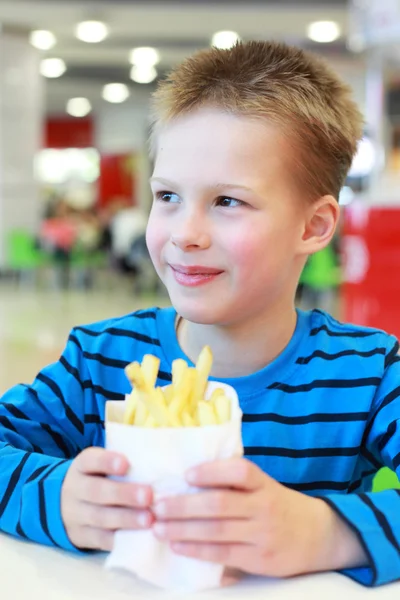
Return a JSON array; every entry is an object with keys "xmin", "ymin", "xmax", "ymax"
[{"xmin": 1, "ymin": 41, "xmax": 399, "ymax": 587}]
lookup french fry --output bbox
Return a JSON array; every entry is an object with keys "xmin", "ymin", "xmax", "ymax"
[
  {"xmin": 134, "ymin": 397, "xmax": 148, "ymax": 427},
  {"xmin": 169, "ymin": 367, "xmax": 195, "ymax": 418},
  {"xmin": 163, "ymin": 385, "xmax": 174, "ymax": 406},
  {"xmin": 182, "ymin": 411, "xmax": 196, "ymax": 427},
  {"xmin": 213, "ymin": 393, "xmax": 231, "ymax": 425},
  {"xmin": 191, "ymin": 346, "xmax": 213, "ymax": 412},
  {"xmin": 123, "ymin": 390, "xmax": 138, "ymax": 425},
  {"xmin": 197, "ymin": 400, "xmax": 218, "ymax": 426},
  {"xmin": 141, "ymin": 355, "xmax": 160, "ymax": 388},
  {"xmin": 172, "ymin": 359, "xmax": 187, "ymax": 387},
  {"xmin": 144, "ymin": 413, "xmax": 158, "ymax": 428},
  {"xmin": 122, "ymin": 346, "xmax": 232, "ymax": 428}
]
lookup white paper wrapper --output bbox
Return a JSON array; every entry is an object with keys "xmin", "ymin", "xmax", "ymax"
[{"xmin": 104, "ymin": 381, "xmax": 243, "ymax": 592}]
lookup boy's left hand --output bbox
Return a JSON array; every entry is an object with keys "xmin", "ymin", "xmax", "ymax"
[{"xmin": 152, "ymin": 458, "xmax": 367, "ymax": 577}]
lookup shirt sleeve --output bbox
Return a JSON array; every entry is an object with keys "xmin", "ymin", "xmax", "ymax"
[
  {"xmin": 0, "ymin": 329, "xmax": 95, "ymax": 551},
  {"xmin": 321, "ymin": 336, "xmax": 400, "ymax": 586}
]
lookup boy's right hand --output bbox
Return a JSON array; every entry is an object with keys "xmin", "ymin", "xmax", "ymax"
[{"xmin": 61, "ymin": 447, "xmax": 153, "ymax": 551}]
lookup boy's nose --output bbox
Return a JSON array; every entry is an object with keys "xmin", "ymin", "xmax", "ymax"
[{"xmin": 170, "ymin": 216, "xmax": 211, "ymax": 250}]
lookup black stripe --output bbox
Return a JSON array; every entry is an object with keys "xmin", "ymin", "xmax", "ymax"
[
  {"xmin": 158, "ymin": 370, "xmax": 172, "ymax": 383},
  {"xmin": 85, "ymin": 414, "xmax": 104, "ymax": 427},
  {"xmin": 16, "ymin": 521, "xmax": 28, "ymax": 540},
  {"xmin": 385, "ymin": 341, "xmax": 400, "ymax": 369},
  {"xmin": 310, "ymin": 325, "xmax": 379, "ymax": 338},
  {"xmin": 284, "ymin": 480, "xmax": 350, "ymax": 492},
  {"xmin": 244, "ymin": 446, "xmax": 359, "ymax": 458},
  {"xmin": 360, "ymin": 446, "xmax": 382, "ymax": 470},
  {"xmin": 81, "ymin": 381, "xmax": 126, "ymax": 401},
  {"xmin": 2, "ymin": 405, "xmax": 43, "ymax": 453},
  {"xmin": 378, "ymin": 421, "xmax": 397, "ymax": 454},
  {"xmin": 82, "ymin": 352, "xmax": 129, "ymax": 369},
  {"xmin": 41, "ymin": 424, "xmax": 73, "ymax": 458},
  {"xmin": 242, "ymin": 411, "xmax": 368, "ymax": 425},
  {"xmin": 268, "ymin": 377, "xmax": 381, "ymax": 393},
  {"xmin": 60, "ymin": 356, "xmax": 83, "ymax": 389},
  {"xmin": 38, "ymin": 480, "xmax": 58, "ymax": 546},
  {"xmin": 3, "ymin": 403, "xmax": 29, "ymax": 420},
  {"xmin": 38, "ymin": 461, "xmax": 68, "ymax": 547},
  {"xmin": 362, "ymin": 385, "xmax": 400, "ymax": 451},
  {"xmin": 296, "ymin": 348, "xmax": 385, "ymax": 365},
  {"xmin": 321, "ymin": 497, "xmax": 377, "ymax": 586},
  {"xmin": 36, "ymin": 374, "xmax": 84, "ymax": 435},
  {"xmin": 392, "ymin": 451, "xmax": 400, "ymax": 471},
  {"xmin": 32, "ymin": 443, "xmax": 44, "ymax": 454},
  {"xmin": 26, "ymin": 465, "xmax": 50, "ymax": 483},
  {"xmin": 68, "ymin": 333, "xmax": 83, "ymax": 349},
  {"xmin": 135, "ymin": 310, "xmax": 157, "ymax": 320},
  {"xmin": 0, "ymin": 453, "xmax": 31, "ymax": 518},
  {"xmin": 348, "ymin": 469, "xmax": 377, "ymax": 493},
  {"xmin": 0, "ymin": 416, "xmax": 18, "ymax": 433},
  {"xmin": 76, "ymin": 326, "xmax": 161, "ymax": 346},
  {"xmin": 1, "ymin": 406, "xmax": 46, "ymax": 454},
  {"xmin": 359, "ymin": 494, "xmax": 400, "ymax": 555}
]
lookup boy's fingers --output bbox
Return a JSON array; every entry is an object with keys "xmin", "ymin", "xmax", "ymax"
[
  {"xmin": 77, "ymin": 447, "xmax": 129, "ymax": 477},
  {"xmin": 186, "ymin": 458, "xmax": 267, "ymax": 491},
  {"xmin": 153, "ymin": 518, "xmax": 255, "ymax": 544},
  {"xmin": 78, "ymin": 476, "xmax": 153, "ymax": 508},
  {"xmin": 153, "ymin": 490, "xmax": 256, "ymax": 520},
  {"xmin": 78, "ymin": 526, "xmax": 115, "ymax": 552},
  {"xmin": 80, "ymin": 504, "xmax": 153, "ymax": 531}
]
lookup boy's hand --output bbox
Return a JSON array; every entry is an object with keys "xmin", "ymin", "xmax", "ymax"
[
  {"xmin": 61, "ymin": 447, "xmax": 154, "ymax": 551},
  {"xmin": 152, "ymin": 458, "xmax": 367, "ymax": 577}
]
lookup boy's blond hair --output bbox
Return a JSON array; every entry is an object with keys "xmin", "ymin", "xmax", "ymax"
[{"xmin": 151, "ymin": 41, "xmax": 363, "ymax": 201}]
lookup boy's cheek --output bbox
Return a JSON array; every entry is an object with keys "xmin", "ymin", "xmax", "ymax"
[{"xmin": 145, "ymin": 222, "xmax": 166, "ymax": 265}]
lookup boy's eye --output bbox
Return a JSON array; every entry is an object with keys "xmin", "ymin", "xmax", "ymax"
[
  {"xmin": 216, "ymin": 196, "xmax": 245, "ymax": 208},
  {"xmin": 155, "ymin": 191, "xmax": 180, "ymax": 204}
]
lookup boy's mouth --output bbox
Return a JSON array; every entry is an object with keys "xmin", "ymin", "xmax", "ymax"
[{"xmin": 169, "ymin": 264, "xmax": 224, "ymax": 287}]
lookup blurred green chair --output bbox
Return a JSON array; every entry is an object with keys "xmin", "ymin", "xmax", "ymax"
[
  {"xmin": 373, "ymin": 468, "xmax": 400, "ymax": 492},
  {"xmin": 70, "ymin": 244, "xmax": 108, "ymax": 289},
  {"xmin": 6, "ymin": 229, "xmax": 48, "ymax": 285}
]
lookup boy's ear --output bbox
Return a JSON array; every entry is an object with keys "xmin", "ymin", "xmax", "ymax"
[{"xmin": 298, "ymin": 195, "xmax": 340, "ymax": 256}]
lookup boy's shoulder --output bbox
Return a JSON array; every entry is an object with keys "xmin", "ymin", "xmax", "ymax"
[
  {"xmin": 308, "ymin": 308, "xmax": 389, "ymax": 335},
  {"xmin": 70, "ymin": 306, "xmax": 172, "ymax": 351},
  {"xmin": 305, "ymin": 309, "xmax": 398, "ymax": 357}
]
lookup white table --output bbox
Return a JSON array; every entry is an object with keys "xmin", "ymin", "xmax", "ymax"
[{"xmin": 1, "ymin": 533, "xmax": 398, "ymax": 599}]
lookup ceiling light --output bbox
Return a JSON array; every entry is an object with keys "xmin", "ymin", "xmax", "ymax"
[
  {"xmin": 211, "ymin": 31, "xmax": 241, "ymax": 50},
  {"xmin": 75, "ymin": 20, "xmax": 109, "ymax": 43},
  {"xmin": 66, "ymin": 97, "xmax": 92, "ymax": 118},
  {"xmin": 30, "ymin": 30, "xmax": 56, "ymax": 50},
  {"xmin": 102, "ymin": 83, "xmax": 130, "ymax": 104},
  {"xmin": 129, "ymin": 47, "xmax": 160, "ymax": 67},
  {"xmin": 307, "ymin": 21, "xmax": 341, "ymax": 43},
  {"xmin": 40, "ymin": 58, "xmax": 66, "ymax": 78},
  {"xmin": 130, "ymin": 65, "xmax": 157, "ymax": 84}
]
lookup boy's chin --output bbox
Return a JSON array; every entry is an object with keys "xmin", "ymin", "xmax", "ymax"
[{"xmin": 172, "ymin": 298, "xmax": 223, "ymax": 325}]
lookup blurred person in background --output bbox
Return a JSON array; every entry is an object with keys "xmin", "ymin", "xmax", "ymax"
[
  {"xmin": 109, "ymin": 198, "xmax": 148, "ymax": 281},
  {"xmin": 39, "ymin": 198, "xmax": 78, "ymax": 289},
  {"xmin": 72, "ymin": 208, "xmax": 102, "ymax": 289}
]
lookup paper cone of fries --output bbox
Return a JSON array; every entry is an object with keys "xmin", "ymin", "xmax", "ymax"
[{"xmin": 104, "ymin": 349, "xmax": 243, "ymax": 591}]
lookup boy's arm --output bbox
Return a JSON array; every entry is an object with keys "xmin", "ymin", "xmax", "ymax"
[
  {"xmin": 321, "ymin": 340, "xmax": 400, "ymax": 587},
  {"xmin": 0, "ymin": 329, "xmax": 94, "ymax": 550}
]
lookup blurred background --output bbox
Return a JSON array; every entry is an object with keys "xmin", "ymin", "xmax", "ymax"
[{"xmin": 0, "ymin": 0, "xmax": 399, "ymax": 394}]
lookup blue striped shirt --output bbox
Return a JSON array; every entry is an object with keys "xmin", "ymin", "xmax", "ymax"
[{"xmin": 1, "ymin": 307, "xmax": 400, "ymax": 586}]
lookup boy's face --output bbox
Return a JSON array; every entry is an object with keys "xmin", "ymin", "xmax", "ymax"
[{"xmin": 147, "ymin": 108, "xmax": 308, "ymax": 325}]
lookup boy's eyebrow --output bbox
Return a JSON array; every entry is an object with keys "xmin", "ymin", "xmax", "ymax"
[{"xmin": 150, "ymin": 177, "xmax": 256, "ymax": 194}]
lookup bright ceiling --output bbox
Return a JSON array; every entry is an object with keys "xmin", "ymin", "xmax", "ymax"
[{"xmin": 0, "ymin": 0, "xmax": 352, "ymax": 114}]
